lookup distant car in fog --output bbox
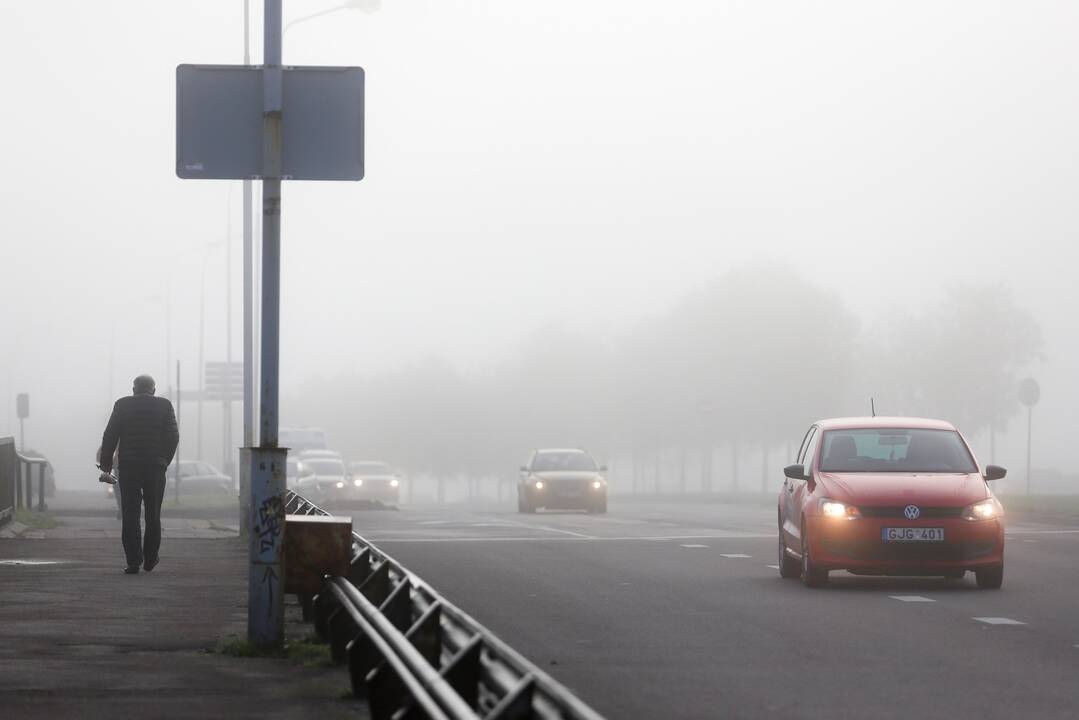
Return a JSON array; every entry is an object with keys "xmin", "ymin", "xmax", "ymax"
[
  {"xmin": 346, "ymin": 461, "xmax": 401, "ymax": 504},
  {"xmin": 518, "ymin": 448, "xmax": 607, "ymax": 514},
  {"xmin": 298, "ymin": 449, "xmax": 342, "ymax": 462},
  {"xmin": 778, "ymin": 417, "xmax": 1006, "ymax": 589},
  {"xmin": 294, "ymin": 456, "xmax": 349, "ymax": 501},
  {"xmin": 176, "ymin": 461, "xmax": 233, "ymax": 494}
]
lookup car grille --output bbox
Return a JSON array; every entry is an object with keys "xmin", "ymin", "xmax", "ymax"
[
  {"xmin": 823, "ymin": 539, "xmax": 996, "ymax": 562},
  {"xmin": 859, "ymin": 506, "xmax": 964, "ymax": 518}
]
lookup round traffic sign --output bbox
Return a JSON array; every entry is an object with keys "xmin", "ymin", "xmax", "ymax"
[{"xmin": 1018, "ymin": 377, "xmax": 1040, "ymax": 407}]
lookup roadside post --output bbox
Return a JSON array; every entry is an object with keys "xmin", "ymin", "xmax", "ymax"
[
  {"xmin": 176, "ymin": 0, "xmax": 364, "ymax": 649},
  {"xmin": 16, "ymin": 393, "xmax": 28, "ymax": 451},
  {"xmin": 1018, "ymin": 377, "xmax": 1040, "ymax": 495}
]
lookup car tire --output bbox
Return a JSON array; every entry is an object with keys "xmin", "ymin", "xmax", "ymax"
[
  {"xmin": 517, "ymin": 493, "xmax": 535, "ymax": 514},
  {"xmin": 801, "ymin": 525, "xmax": 828, "ymax": 588},
  {"xmin": 778, "ymin": 531, "xmax": 800, "ymax": 579},
  {"xmin": 587, "ymin": 496, "xmax": 607, "ymax": 514},
  {"xmin": 975, "ymin": 564, "xmax": 1003, "ymax": 590},
  {"xmin": 944, "ymin": 570, "xmax": 965, "ymax": 580}
]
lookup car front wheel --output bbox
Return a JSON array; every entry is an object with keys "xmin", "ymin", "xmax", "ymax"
[
  {"xmin": 975, "ymin": 564, "xmax": 1003, "ymax": 590},
  {"xmin": 801, "ymin": 524, "xmax": 828, "ymax": 588},
  {"xmin": 517, "ymin": 493, "xmax": 535, "ymax": 514},
  {"xmin": 778, "ymin": 530, "xmax": 800, "ymax": 578}
]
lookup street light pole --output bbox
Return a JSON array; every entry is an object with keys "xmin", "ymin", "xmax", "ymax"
[
  {"xmin": 248, "ymin": 0, "xmax": 286, "ymax": 651},
  {"xmin": 241, "ymin": 0, "xmax": 257, "ymax": 535}
]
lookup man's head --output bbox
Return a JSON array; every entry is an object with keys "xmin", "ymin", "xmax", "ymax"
[{"xmin": 133, "ymin": 375, "xmax": 156, "ymax": 396}]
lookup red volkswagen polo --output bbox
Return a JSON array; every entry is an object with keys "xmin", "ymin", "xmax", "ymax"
[{"xmin": 777, "ymin": 418, "xmax": 1006, "ymax": 589}]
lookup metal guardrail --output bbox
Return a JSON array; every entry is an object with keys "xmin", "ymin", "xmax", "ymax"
[
  {"xmin": 284, "ymin": 489, "xmax": 606, "ymax": 720},
  {"xmin": 0, "ymin": 437, "xmax": 49, "ymax": 525}
]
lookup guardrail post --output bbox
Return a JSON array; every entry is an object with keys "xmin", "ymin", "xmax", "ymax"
[
  {"xmin": 349, "ymin": 548, "xmax": 372, "ymax": 586},
  {"xmin": 404, "ymin": 602, "xmax": 442, "ymax": 668},
  {"xmin": 487, "ymin": 676, "xmax": 535, "ymax": 720},
  {"xmin": 358, "ymin": 561, "xmax": 391, "ymax": 606},
  {"xmin": 346, "ymin": 632, "xmax": 380, "ymax": 697},
  {"xmin": 313, "ymin": 589, "xmax": 339, "ymax": 641},
  {"xmin": 24, "ymin": 462, "xmax": 33, "ymax": 511},
  {"xmin": 367, "ymin": 663, "xmax": 408, "ymax": 720},
  {"xmin": 37, "ymin": 461, "xmax": 46, "ymax": 512},
  {"xmin": 328, "ymin": 605, "xmax": 359, "ymax": 666},
  {"xmin": 379, "ymin": 579, "xmax": 412, "ymax": 633},
  {"xmin": 439, "ymin": 635, "xmax": 482, "ymax": 709},
  {"xmin": 15, "ymin": 459, "xmax": 22, "ymax": 510}
]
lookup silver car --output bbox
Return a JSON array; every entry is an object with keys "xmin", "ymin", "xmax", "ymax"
[{"xmin": 518, "ymin": 448, "xmax": 608, "ymax": 514}]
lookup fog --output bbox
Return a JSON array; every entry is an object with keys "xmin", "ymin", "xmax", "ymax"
[{"xmin": 1, "ymin": 1, "xmax": 1076, "ymax": 494}]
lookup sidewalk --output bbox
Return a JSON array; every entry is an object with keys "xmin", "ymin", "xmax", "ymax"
[{"xmin": 0, "ymin": 516, "xmax": 367, "ymax": 719}]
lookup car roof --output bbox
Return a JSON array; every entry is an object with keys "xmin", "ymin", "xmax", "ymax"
[
  {"xmin": 814, "ymin": 417, "xmax": 958, "ymax": 431},
  {"xmin": 534, "ymin": 448, "xmax": 589, "ymax": 455}
]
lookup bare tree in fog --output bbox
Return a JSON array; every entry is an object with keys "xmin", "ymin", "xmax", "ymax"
[{"xmin": 861, "ymin": 285, "xmax": 1043, "ymax": 443}]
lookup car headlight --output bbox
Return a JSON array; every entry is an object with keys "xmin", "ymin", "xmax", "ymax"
[
  {"xmin": 819, "ymin": 499, "xmax": 861, "ymax": 519},
  {"xmin": 390, "ymin": 478, "xmax": 399, "ymax": 488},
  {"xmin": 962, "ymin": 498, "xmax": 1000, "ymax": 521},
  {"xmin": 335, "ymin": 481, "xmax": 345, "ymax": 489},
  {"xmin": 592, "ymin": 480, "xmax": 603, "ymax": 490},
  {"xmin": 353, "ymin": 478, "xmax": 363, "ymax": 487},
  {"xmin": 534, "ymin": 480, "xmax": 545, "ymax": 490}
]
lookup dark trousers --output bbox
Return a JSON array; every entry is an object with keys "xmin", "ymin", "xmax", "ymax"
[{"xmin": 119, "ymin": 464, "xmax": 167, "ymax": 568}]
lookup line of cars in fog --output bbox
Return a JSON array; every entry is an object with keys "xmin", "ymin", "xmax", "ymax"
[{"xmin": 287, "ymin": 450, "xmax": 402, "ymax": 505}]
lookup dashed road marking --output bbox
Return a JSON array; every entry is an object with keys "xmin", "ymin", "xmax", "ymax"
[
  {"xmin": 680, "ymin": 544, "xmax": 709, "ymax": 548},
  {"xmin": 720, "ymin": 553, "xmax": 752, "ymax": 558},
  {"xmin": 766, "ymin": 564, "xmax": 780, "ymax": 570},
  {"xmin": 889, "ymin": 595, "xmax": 935, "ymax": 603},
  {"xmin": 973, "ymin": 617, "xmax": 1026, "ymax": 625}
]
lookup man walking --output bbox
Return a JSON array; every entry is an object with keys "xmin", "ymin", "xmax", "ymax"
[{"xmin": 99, "ymin": 375, "xmax": 179, "ymax": 574}]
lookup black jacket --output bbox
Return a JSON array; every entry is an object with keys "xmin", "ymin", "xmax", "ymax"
[{"xmin": 99, "ymin": 393, "xmax": 179, "ymax": 473}]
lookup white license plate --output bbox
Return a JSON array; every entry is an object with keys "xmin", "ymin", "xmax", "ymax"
[{"xmin": 882, "ymin": 527, "xmax": 944, "ymax": 543}]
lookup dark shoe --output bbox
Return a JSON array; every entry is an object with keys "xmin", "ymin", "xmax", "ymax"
[
  {"xmin": 123, "ymin": 565, "xmax": 140, "ymax": 574},
  {"xmin": 143, "ymin": 559, "xmax": 158, "ymax": 573}
]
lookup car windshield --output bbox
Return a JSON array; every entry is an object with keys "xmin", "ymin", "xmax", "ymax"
[
  {"xmin": 350, "ymin": 462, "xmax": 392, "ymax": 475},
  {"xmin": 531, "ymin": 452, "xmax": 597, "ymax": 472},
  {"xmin": 305, "ymin": 459, "xmax": 345, "ymax": 475},
  {"xmin": 819, "ymin": 428, "xmax": 977, "ymax": 473}
]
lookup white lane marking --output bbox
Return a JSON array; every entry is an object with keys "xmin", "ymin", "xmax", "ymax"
[
  {"xmin": 500, "ymin": 519, "xmax": 598, "ymax": 539},
  {"xmin": 1005, "ymin": 529, "xmax": 1079, "ymax": 535},
  {"xmin": 720, "ymin": 553, "xmax": 752, "ymax": 558},
  {"xmin": 680, "ymin": 544, "xmax": 709, "ymax": 548},
  {"xmin": 766, "ymin": 564, "xmax": 780, "ymax": 570},
  {"xmin": 372, "ymin": 532, "xmax": 775, "ymax": 544},
  {"xmin": 417, "ymin": 520, "xmax": 455, "ymax": 526},
  {"xmin": 889, "ymin": 595, "xmax": 935, "ymax": 603},
  {"xmin": 0, "ymin": 559, "xmax": 80, "ymax": 566},
  {"xmin": 973, "ymin": 617, "xmax": 1026, "ymax": 625}
]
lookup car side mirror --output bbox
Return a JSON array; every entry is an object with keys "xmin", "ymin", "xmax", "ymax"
[
  {"xmin": 783, "ymin": 464, "xmax": 808, "ymax": 481},
  {"xmin": 984, "ymin": 465, "xmax": 1007, "ymax": 482}
]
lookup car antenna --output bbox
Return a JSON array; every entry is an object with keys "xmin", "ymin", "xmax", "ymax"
[{"xmin": 870, "ymin": 397, "xmax": 877, "ymax": 417}]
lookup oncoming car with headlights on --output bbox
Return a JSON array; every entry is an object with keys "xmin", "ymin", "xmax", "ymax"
[
  {"xmin": 518, "ymin": 448, "xmax": 608, "ymax": 514},
  {"xmin": 778, "ymin": 417, "xmax": 1006, "ymax": 589},
  {"xmin": 294, "ymin": 456, "xmax": 349, "ymax": 502},
  {"xmin": 346, "ymin": 461, "xmax": 401, "ymax": 505}
]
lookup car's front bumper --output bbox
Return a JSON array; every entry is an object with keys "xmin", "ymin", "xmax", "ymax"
[
  {"xmin": 806, "ymin": 515, "xmax": 1004, "ymax": 574},
  {"xmin": 525, "ymin": 482, "xmax": 606, "ymax": 509}
]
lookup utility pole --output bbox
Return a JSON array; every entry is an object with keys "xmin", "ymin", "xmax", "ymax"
[
  {"xmin": 248, "ymin": 0, "xmax": 287, "ymax": 650},
  {"xmin": 175, "ymin": 361, "xmax": 182, "ymax": 503},
  {"xmin": 225, "ymin": 187, "xmax": 234, "ymax": 482},
  {"xmin": 240, "ymin": 0, "xmax": 256, "ymax": 536}
]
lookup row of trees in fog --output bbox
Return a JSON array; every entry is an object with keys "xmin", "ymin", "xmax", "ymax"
[{"xmin": 288, "ymin": 264, "xmax": 1043, "ymax": 488}]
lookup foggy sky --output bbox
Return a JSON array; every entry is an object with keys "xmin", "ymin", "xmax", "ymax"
[{"xmin": 1, "ymin": 1, "xmax": 1076, "ymax": 486}]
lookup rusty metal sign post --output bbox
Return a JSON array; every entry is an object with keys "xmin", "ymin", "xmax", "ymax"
[{"xmin": 176, "ymin": 0, "xmax": 364, "ymax": 650}]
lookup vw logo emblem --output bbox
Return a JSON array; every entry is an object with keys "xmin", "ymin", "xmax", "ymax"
[{"xmin": 904, "ymin": 505, "xmax": 921, "ymax": 520}]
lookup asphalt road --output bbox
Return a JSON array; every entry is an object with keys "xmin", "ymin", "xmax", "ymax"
[{"xmin": 323, "ymin": 495, "xmax": 1079, "ymax": 720}]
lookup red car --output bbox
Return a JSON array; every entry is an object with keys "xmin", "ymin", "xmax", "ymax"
[{"xmin": 778, "ymin": 417, "xmax": 1006, "ymax": 589}]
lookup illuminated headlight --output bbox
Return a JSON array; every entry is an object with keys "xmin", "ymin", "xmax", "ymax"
[
  {"xmin": 962, "ymin": 498, "xmax": 1000, "ymax": 521},
  {"xmin": 390, "ymin": 478, "xmax": 399, "ymax": 488},
  {"xmin": 592, "ymin": 480, "xmax": 603, "ymax": 490},
  {"xmin": 353, "ymin": 479, "xmax": 363, "ymax": 487},
  {"xmin": 335, "ymin": 481, "xmax": 345, "ymax": 489},
  {"xmin": 819, "ymin": 499, "xmax": 861, "ymax": 519},
  {"xmin": 534, "ymin": 480, "xmax": 545, "ymax": 490}
]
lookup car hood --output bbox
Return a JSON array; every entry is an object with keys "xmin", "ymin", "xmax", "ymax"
[
  {"xmin": 817, "ymin": 472, "xmax": 988, "ymax": 506},
  {"xmin": 532, "ymin": 471, "xmax": 602, "ymax": 482},
  {"xmin": 354, "ymin": 474, "xmax": 396, "ymax": 482}
]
